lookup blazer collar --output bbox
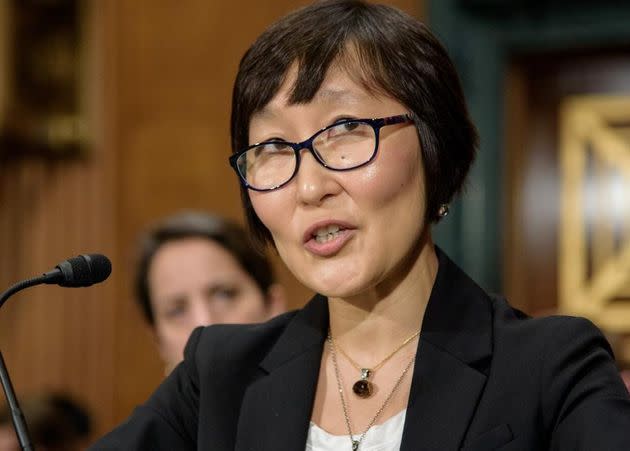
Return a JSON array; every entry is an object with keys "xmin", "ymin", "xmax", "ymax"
[
  {"xmin": 420, "ymin": 246, "xmax": 493, "ymax": 368},
  {"xmin": 236, "ymin": 247, "xmax": 493, "ymax": 451},
  {"xmin": 235, "ymin": 295, "xmax": 328, "ymax": 451},
  {"xmin": 400, "ymin": 247, "xmax": 493, "ymax": 450},
  {"xmin": 259, "ymin": 293, "xmax": 329, "ymax": 373}
]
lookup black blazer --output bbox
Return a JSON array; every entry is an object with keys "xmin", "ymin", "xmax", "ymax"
[{"xmin": 91, "ymin": 251, "xmax": 630, "ymax": 450}]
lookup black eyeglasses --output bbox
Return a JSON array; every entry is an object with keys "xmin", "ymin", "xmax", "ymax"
[{"xmin": 229, "ymin": 114, "xmax": 414, "ymax": 191}]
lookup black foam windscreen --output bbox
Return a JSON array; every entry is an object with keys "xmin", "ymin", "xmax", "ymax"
[{"xmin": 56, "ymin": 254, "xmax": 112, "ymax": 287}]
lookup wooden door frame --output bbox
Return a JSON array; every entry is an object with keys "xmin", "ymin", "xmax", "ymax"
[{"xmin": 427, "ymin": 0, "xmax": 630, "ymax": 292}]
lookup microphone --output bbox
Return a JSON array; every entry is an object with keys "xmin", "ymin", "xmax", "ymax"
[
  {"xmin": 42, "ymin": 254, "xmax": 112, "ymax": 288},
  {"xmin": 0, "ymin": 254, "xmax": 111, "ymax": 311},
  {"xmin": 0, "ymin": 253, "xmax": 111, "ymax": 451}
]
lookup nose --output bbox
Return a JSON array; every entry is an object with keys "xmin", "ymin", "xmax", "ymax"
[
  {"xmin": 190, "ymin": 299, "xmax": 214, "ymax": 327},
  {"xmin": 295, "ymin": 151, "xmax": 342, "ymax": 206}
]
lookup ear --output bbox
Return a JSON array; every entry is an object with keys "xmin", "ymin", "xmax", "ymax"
[{"xmin": 264, "ymin": 283, "xmax": 287, "ymax": 319}]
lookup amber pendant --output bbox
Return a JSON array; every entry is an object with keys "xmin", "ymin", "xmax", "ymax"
[{"xmin": 352, "ymin": 368, "xmax": 373, "ymax": 398}]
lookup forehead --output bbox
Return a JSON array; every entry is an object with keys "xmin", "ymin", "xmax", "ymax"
[
  {"xmin": 148, "ymin": 239, "xmax": 247, "ymax": 298},
  {"xmin": 149, "ymin": 238, "xmax": 240, "ymax": 278},
  {"xmin": 253, "ymin": 68, "xmax": 367, "ymax": 120},
  {"xmin": 252, "ymin": 46, "xmax": 393, "ymax": 119}
]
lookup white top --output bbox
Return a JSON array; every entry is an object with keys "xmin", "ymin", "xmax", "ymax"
[{"xmin": 305, "ymin": 409, "xmax": 407, "ymax": 451}]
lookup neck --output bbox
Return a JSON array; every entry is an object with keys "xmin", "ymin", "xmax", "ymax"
[{"xmin": 327, "ymin": 232, "xmax": 438, "ymax": 357}]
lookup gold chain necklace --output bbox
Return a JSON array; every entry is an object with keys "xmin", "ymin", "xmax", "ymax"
[
  {"xmin": 330, "ymin": 329, "xmax": 420, "ymax": 398},
  {"xmin": 328, "ymin": 333, "xmax": 416, "ymax": 451}
]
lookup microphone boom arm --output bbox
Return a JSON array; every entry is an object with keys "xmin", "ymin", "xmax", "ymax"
[
  {"xmin": 0, "ymin": 351, "xmax": 33, "ymax": 451},
  {"xmin": 0, "ymin": 253, "xmax": 111, "ymax": 451},
  {"xmin": 0, "ymin": 276, "xmax": 48, "ymax": 310},
  {"xmin": 0, "ymin": 278, "xmax": 44, "ymax": 451}
]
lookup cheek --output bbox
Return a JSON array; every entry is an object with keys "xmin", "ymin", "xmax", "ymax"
[
  {"xmin": 154, "ymin": 322, "xmax": 184, "ymax": 356},
  {"xmin": 356, "ymin": 143, "xmax": 424, "ymax": 209},
  {"xmin": 249, "ymin": 190, "xmax": 294, "ymax": 240},
  {"xmin": 250, "ymin": 192, "xmax": 274, "ymax": 228},
  {"xmin": 230, "ymin": 297, "xmax": 267, "ymax": 321},
  {"xmin": 155, "ymin": 319, "xmax": 178, "ymax": 340},
  {"xmin": 232, "ymin": 286, "xmax": 266, "ymax": 312}
]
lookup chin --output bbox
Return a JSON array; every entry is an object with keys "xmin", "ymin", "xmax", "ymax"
[
  {"xmin": 300, "ymin": 263, "xmax": 362, "ymax": 296},
  {"xmin": 318, "ymin": 286, "xmax": 354, "ymax": 298},
  {"xmin": 309, "ymin": 276, "xmax": 367, "ymax": 299}
]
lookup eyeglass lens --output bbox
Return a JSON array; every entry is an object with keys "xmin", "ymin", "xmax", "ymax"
[{"xmin": 237, "ymin": 121, "xmax": 376, "ymax": 190}]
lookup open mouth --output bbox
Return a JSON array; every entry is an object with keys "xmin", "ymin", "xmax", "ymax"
[
  {"xmin": 303, "ymin": 221, "xmax": 356, "ymax": 257},
  {"xmin": 313, "ymin": 224, "xmax": 346, "ymax": 243}
]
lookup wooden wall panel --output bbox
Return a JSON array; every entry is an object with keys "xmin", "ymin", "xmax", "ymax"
[
  {"xmin": 0, "ymin": 0, "xmax": 119, "ymax": 434},
  {"xmin": 1, "ymin": 0, "xmax": 425, "ymax": 438},
  {"xmin": 0, "ymin": 155, "xmax": 118, "ymax": 433}
]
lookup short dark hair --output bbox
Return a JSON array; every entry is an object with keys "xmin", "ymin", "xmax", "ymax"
[
  {"xmin": 135, "ymin": 211, "xmax": 275, "ymax": 325},
  {"xmin": 231, "ymin": 0, "xmax": 478, "ymax": 248}
]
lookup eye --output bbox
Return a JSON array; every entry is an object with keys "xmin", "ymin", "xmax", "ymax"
[
  {"xmin": 326, "ymin": 119, "xmax": 363, "ymax": 139},
  {"xmin": 252, "ymin": 140, "xmax": 290, "ymax": 157},
  {"xmin": 342, "ymin": 121, "xmax": 361, "ymax": 131},
  {"xmin": 207, "ymin": 285, "xmax": 239, "ymax": 302},
  {"xmin": 163, "ymin": 299, "xmax": 188, "ymax": 319},
  {"xmin": 263, "ymin": 137, "xmax": 286, "ymax": 144},
  {"xmin": 267, "ymin": 142, "xmax": 290, "ymax": 151},
  {"xmin": 256, "ymin": 137, "xmax": 287, "ymax": 147},
  {"xmin": 332, "ymin": 117, "xmax": 358, "ymax": 126}
]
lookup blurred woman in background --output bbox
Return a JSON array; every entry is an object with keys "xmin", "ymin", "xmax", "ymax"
[{"xmin": 134, "ymin": 211, "xmax": 285, "ymax": 373}]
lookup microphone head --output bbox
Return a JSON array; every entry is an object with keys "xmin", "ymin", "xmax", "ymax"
[{"xmin": 56, "ymin": 254, "xmax": 112, "ymax": 287}]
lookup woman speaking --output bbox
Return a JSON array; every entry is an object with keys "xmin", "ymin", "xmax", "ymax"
[{"xmin": 91, "ymin": 1, "xmax": 630, "ymax": 449}]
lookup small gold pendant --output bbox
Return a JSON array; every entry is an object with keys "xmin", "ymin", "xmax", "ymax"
[{"xmin": 352, "ymin": 368, "xmax": 373, "ymax": 398}]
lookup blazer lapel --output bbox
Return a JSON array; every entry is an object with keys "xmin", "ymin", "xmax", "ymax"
[
  {"xmin": 401, "ymin": 249, "xmax": 493, "ymax": 451},
  {"xmin": 235, "ymin": 248, "xmax": 493, "ymax": 451},
  {"xmin": 235, "ymin": 295, "xmax": 329, "ymax": 451}
]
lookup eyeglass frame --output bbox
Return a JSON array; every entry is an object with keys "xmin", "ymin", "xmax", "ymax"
[{"xmin": 228, "ymin": 113, "xmax": 415, "ymax": 192}]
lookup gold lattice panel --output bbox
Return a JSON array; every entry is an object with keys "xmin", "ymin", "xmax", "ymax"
[{"xmin": 560, "ymin": 96, "xmax": 630, "ymax": 337}]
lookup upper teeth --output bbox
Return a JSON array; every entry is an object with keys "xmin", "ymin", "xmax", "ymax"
[{"xmin": 314, "ymin": 225, "xmax": 341, "ymax": 237}]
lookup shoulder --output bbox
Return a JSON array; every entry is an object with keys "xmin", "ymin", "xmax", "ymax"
[
  {"xmin": 490, "ymin": 296, "xmax": 611, "ymax": 354},
  {"xmin": 183, "ymin": 309, "xmax": 299, "ymax": 379},
  {"xmin": 487, "ymin": 297, "xmax": 630, "ymax": 438},
  {"xmin": 488, "ymin": 296, "xmax": 629, "ymax": 409}
]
